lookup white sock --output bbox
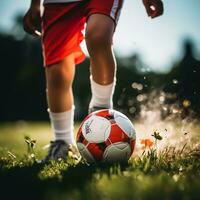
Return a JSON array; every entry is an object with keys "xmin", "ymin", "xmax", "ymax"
[
  {"xmin": 48, "ymin": 106, "xmax": 75, "ymax": 145},
  {"xmin": 89, "ymin": 76, "xmax": 116, "ymax": 109}
]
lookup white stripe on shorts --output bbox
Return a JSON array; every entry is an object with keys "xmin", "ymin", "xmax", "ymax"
[
  {"xmin": 116, "ymin": 2, "xmax": 123, "ymax": 22},
  {"xmin": 110, "ymin": 0, "xmax": 120, "ymax": 20}
]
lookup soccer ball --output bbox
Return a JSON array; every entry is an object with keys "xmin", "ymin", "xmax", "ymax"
[{"xmin": 76, "ymin": 109, "xmax": 136, "ymax": 164}]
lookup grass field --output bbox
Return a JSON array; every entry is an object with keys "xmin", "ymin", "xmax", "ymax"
[{"xmin": 0, "ymin": 119, "xmax": 200, "ymax": 200}]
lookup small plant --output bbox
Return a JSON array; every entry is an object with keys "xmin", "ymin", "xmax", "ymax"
[
  {"xmin": 151, "ymin": 130, "xmax": 163, "ymax": 148},
  {"xmin": 138, "ymin": 131, "xmax": 164, "ymax": 172},
  {"xmin": 24, "ymin": 136, "xmax": 36, "ymax": 162}
]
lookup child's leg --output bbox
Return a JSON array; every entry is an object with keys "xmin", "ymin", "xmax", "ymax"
[
  {"xmin": 86, "ymin": 14, "xmax": 116, "ymax": 110},
  {"xmin": 40, "ymin": 3, "xmax": 86, "ymax": 162},
  {"xmin": 46, "ymin": 55, "xmax": 75, "ymax": 112},
  {"xmin": 45, "ymin": 55, "xmax": 75, "ymax": 145}
]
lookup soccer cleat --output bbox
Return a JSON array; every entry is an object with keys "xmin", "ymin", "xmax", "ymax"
[
  {"xmin": 39, "ymin": 140, "xmax": 70, "ymax": 164},
  {"xmin": 88, "ymin": 106, "xmax": 108, "ymax": 114}
]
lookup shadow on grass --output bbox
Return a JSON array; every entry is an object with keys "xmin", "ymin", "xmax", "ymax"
[
  {"xmin": 1, "ymin": 146, "xmax": 200, "ymax": 200},
  {"xmin": 0, "ymin": 160, "xmax": 128, "ymax": 200}
]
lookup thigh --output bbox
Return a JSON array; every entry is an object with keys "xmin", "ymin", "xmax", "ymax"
[{"xmin": 85, "ymin": 0, "xmax": 124, "ymax": 42}]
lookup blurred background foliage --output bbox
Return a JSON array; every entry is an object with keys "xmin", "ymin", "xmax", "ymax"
[{"xmin": 0, "ymin": 15, "xmax": 200, "ymax": 121}]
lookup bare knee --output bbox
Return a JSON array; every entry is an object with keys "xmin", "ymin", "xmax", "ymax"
[
  {"xmin": 86, "ymin": 29, "xmax": 113, "ymax": 53},
  {"xmin": 86, "ymin": 14, "xmax": 115, "ymax": 55},
  {"xmin": 46, "ymin": 59, "xmax": 75, "ymax": 89}
]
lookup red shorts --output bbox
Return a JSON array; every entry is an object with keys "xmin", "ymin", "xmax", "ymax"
[{"xmin": 42, "ymin": 0, "xmax": 124, "ymax": 67}]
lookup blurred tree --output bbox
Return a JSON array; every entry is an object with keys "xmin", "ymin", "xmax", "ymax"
[{"xmin": 164, "ymin": 39, "xmax": 200, "ymax": 115}]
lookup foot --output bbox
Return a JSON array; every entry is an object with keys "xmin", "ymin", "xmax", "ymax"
[
  {"xmin": 39, "ymin": 140, "xmax": 70, "ymax": 164},
  {"xmin": 88, "ymin": 106, "xmax": 109, "ymax": 114}
]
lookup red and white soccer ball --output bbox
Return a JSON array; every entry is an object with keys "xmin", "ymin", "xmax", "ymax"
[{"xmin": 76, "ymin": 109, "xmax": 136, "ymax": 164}]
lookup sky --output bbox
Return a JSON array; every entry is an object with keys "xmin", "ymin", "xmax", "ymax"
[{"xmin": 0, "ymin": 0, "xmax": 200, "ymax": 72}]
